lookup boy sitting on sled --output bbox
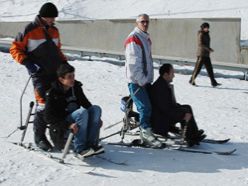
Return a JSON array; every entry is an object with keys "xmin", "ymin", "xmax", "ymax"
[{"xmin": 44, "ymin": 63, "xmax": 104, "ymax": 157}]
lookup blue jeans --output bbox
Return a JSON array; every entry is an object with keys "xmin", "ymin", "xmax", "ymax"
[
  {"xmin": 66, "ymin": 105, "xmax": 101, "ymax": 153},
  {"xmin": 128, "ymin": 83, "xmax": 152, "ymax": 129}
]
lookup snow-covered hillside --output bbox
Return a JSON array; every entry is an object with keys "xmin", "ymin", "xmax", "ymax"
[
  {"xmin": 0, "ymin": 0, "xmax": 248, "ymax": 40},
  {"xmin": 1, "ymin": 51, "xmax": 248, "ymax": 186}
]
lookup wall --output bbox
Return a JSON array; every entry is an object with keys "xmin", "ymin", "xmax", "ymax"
[{"xmin": 0, "ymin": 18, "xmax": 242, "ymax": 64}]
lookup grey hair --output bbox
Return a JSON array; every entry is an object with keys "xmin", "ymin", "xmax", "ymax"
[{"xmin": 136, "ymin": 14, "xmax": 149, "ymax": 22}]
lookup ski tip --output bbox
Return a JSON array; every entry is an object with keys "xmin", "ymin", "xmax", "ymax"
[
  {"xmin": 224, "ymin": 138, "xmax": 231, "ymax": 143},
  {"xmin": 230, "ymin": 148, "xmax": 237, "ymax": 154},
  {"xmin": 215, "ymin": 148, "xmax": 237, "ymax": 155}
]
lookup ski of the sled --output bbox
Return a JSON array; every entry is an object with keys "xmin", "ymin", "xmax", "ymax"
[
  {"xmin": 158, "ymin": 135, "xmax": 230, "ymax": 145},
  {"xmin": 176, "ymin": 147, "xmax": 236, "ymax": 155},
  {"xmin": 10, "ymin": 142, "xmax": 69, "ymax": 163},
  {"xmin": 73, "ymin": 153, "xmax": 128, "ymax": 166},
  {"xmin": 126, "ymin": 132, "xmax": 230, "ymax": 145},
  {"xmin": 10, "ymin": 141, "xmax": 127, "ymax": 166},
  {"xmin": 201, "ymin": 138, "xmax": 230, "ymax": 144},
  {"xmin": 108, "ymin": 140, "xmax": 236, "ymax": 155}
]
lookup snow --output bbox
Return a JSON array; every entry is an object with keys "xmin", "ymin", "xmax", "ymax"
[
  {"xmin": 0, "ymin": 0, "xmax": 248, "ymax": 40},
  {"xmin": 1, "ymin": 51, "xmax": 248, "ymax": 186}
]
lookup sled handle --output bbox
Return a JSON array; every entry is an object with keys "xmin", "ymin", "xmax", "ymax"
[
  {"xmin": 60, "ymin": 132, "xmax": 74, "ymax": 163},
  {"xmin": 20, "ymin": 75, "xmax": 32, "ymax": 129}
]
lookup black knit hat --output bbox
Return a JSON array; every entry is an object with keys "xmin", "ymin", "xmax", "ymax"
[{"xmin": 39, "ymin": 2, "xmax": 58, "ymax": 18}]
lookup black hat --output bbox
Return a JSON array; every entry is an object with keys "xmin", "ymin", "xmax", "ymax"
[
  {"xmin": 39, "ymin": 2, "xmax": 58, "ymax": 18},
  {"xmin": 201, "ymin": 22, "xmax": 210, "ymax": 29}
]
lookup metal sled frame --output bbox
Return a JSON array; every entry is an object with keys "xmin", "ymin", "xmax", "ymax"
[
  {"xmin": 5, "ymin": 76, "xmax": 36, "ymax": 145},
  {"xmin": 11, "ymin": 75, "xmax": 73, "ymax": 163},
  {"xmin": 100, "ymin": 88, "xmax": 141, "ymax": 144}
]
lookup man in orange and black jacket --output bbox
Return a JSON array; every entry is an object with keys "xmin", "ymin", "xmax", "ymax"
[{"xmin": 10, "ymin": 2, "xmax": 67, "ymax": 151}]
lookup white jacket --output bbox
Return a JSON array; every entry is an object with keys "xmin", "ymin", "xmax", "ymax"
[{"xmin": 124, "ymin": 27, "xmax": 154, "ymax": 86}]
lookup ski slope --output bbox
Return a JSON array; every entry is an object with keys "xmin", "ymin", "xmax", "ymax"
[{"xmin": 0, "ymin": 51, "xmax": 248, "ymax": 186}]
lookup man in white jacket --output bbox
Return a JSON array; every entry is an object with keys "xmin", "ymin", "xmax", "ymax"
[{"xmin": 124, "ymin": 14, "xmax": 162, "ymax": 148}]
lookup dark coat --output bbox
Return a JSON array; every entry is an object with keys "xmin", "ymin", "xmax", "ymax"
[
  {"xmin": 44, "ymin": 80, "xmax": 92, "ymax": 129},
  {"xmin": 196, "ymin": 30, "xmax": 213, "ymax": 57},
  {"xmin": 150, "ymin": 76, "xmax": 185, "ymax": 135}
]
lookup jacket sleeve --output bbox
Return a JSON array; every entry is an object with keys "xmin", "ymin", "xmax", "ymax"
[
  {"xmin": 44, "ymin": 91, "xmax": 70, "ymax": 129},
  {"xmin": 76, "ymin": 83, "xmax": 92, "ymax": 109},
  {"xmin": 125, "ymin": 36, "xmax": 148, "ymax": 86},
  {"xmin": 9, "ymin": 32, "xmax": 29, "ymax": 65}
]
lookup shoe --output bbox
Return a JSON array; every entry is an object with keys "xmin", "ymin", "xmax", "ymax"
[
  {"xmin": 189, "ymin": 79, "xmax": 196, "ymax": 86},
  {"xmin": 79, "ymin": 148, "xmax": 95, "ymax": 158},
  {"xmin": 140, "ymin": 127, "xmax": 163, "ymax": 148},
  {"xmin": 212, "ymin": 82, "xmax": 221, "ymax": 87},
  {"xmin": 92, "ymin": 145, "xmax": 105, "ymax": 155},
  {"xmin": 193, "ymin": 133, "xmax": 207, "ymax": 145},
  {"xmin": 197, "ymin": 134, "xmax": 207, "ymax": 142},
  {"xmin": 37, "ymin": 140, "xmax": 53, "ymax": 152},
  {"xmin": 186, "ymin": 139, "xmax": 196, "ymax": 147},
  {"xmin": 197, "ymin": 129, "xmax": 205, "ymax": 136},
  {"xmin": 169, "ymin": 126, "xmax": 181, "ymax": 135}
]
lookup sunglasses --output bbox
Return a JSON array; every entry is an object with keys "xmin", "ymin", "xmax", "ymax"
[{"xmin": 139, "ymin": 20, "xmax": 149, "ymax": 24}]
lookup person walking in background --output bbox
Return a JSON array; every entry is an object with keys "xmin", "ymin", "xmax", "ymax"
[
  {"xmin": 10, "ymin": 2, "xmax": 67, "ymax": 151},
  {"xmin": 189, "ymin": 22, "xmax": 221, "ymax": 87},
  {"xmin": 124, "ymin": 14, "xmax": 162, "ymax": 148}
]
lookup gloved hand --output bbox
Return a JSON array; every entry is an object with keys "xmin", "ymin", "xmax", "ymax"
[
  {"xmin": 22, "ymin": 58, "xmax": 40, "ymax": 74},
  {"xmin": 26, "ymin": 63, "xmax": 40, "ymax": 74}
]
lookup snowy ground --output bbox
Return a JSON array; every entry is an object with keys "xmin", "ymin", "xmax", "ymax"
[
  {"xmin": 0, "ymin": 51, "xmax": 248, "ymax": 186},
  {"xmin": 0, "ymin": 0, "xmax": 248, "ymax": 40}
]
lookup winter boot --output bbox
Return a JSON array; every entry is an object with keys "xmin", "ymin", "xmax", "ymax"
[
  {"xmin": 36, "ymin": 138, "xmax": 53, "ymax": 151},
  {"xmin": 169, "ymin": 125, "xmax": 181, "ymax": 135},
  {"xmin": 189, "ymin": 78, "xmax": 196, "ymax": 86},
  {"xmin": 212, "ymin": 82, "xmax": 221, "ymax": 87},
  {"xmin": 140, "ymin": 127, "xmax": 163, "ymax": 148},
  {"xmin": 92, "ymin": 145, "xmax": 105, "ymax": 155},
  {"xmin": 33, "ymin": 110, "xmax": 52, "ymax": 151},
  {"xmin": 182, "ymin": 124, "xmax": 198, "ymax": 147}
]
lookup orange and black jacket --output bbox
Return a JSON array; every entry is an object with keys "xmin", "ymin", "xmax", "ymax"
[{"xmin": 10, "ymin": 15, "xmax": 67, "ymax": 75}]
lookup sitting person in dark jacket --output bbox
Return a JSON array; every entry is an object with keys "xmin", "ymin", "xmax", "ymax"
[
  {"xmin": 44, "ymin": 63, "xmax": 104, "ymax": 157},
  {"xmin": 150, "ymin": 63, "xmax": 206, "ymax": 146}
]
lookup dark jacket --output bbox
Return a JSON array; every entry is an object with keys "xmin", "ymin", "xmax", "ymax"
[
  {"xmin": 196, "ymin": 30, "xmax": 213, "ymax": 57},
  {"xmin": 44, "ymin": 80, "xmax": 92, "ymax": 129},
  {"xmin": 10, "ymin": 15, "xmax": 67, "ymax": 76},
  {"xmin": 150, "ymin": 76, "xmax": 185, "ymax": 135}
]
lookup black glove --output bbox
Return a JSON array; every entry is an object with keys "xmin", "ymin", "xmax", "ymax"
[{"xmin": 22, "ymin": 58, "xmax": 40, "ymax": 74}]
